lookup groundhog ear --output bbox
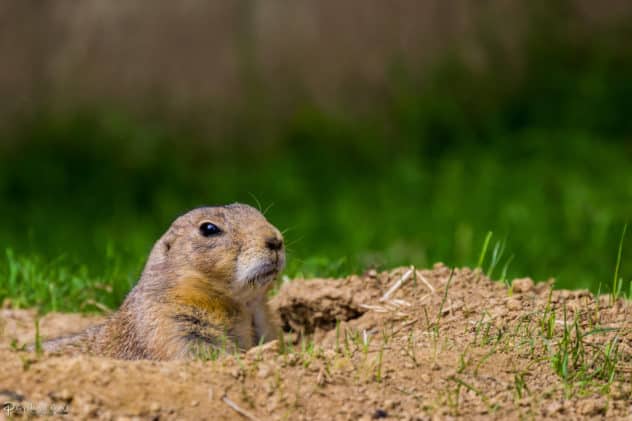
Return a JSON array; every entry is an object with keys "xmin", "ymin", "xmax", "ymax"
[{"xmin": 161, "ymin": 230, "xmax": 177, "ymax": 254}]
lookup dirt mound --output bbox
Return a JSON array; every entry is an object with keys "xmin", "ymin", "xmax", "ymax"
[{"xmin": 1, "ymin": 264, "xmax": 631, "ymax": 420}]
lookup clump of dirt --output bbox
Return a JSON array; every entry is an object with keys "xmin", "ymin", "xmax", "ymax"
[
  {"xmin": 1, "ymin": 264, "xmax": 631, "ymax": 420},
  {"xmin": 271, "ymin": 271, "xmax": 381, "ymax": 333}
]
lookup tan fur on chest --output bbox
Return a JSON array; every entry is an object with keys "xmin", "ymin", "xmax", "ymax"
[
  {"xmin": 166, "ymin": 270, "xmax": 257, "ymax": 350},
  {"xmin": 168, "ymin": 271, "xmax": 239, "ymax": 324}
]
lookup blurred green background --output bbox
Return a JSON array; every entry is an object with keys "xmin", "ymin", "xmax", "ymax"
[{"xmin": 0, "ymin": 2, "xmax": 630, "ymax": 312}]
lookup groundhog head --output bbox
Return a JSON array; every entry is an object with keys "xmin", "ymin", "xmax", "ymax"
[{"xmin": 153, "ymin": 203, "xmax": 285, "ymax": 295}]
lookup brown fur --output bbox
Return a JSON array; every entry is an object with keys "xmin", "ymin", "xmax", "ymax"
[{"xmin": 39, "ymin": 203, "xmax": 285, "ymax": 360}]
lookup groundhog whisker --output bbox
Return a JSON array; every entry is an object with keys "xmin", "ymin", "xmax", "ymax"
[
  {"xmin": 262, "ymin": 202, "xmax": 275, "ymax": 215},
  {"xmin": 284, "ymin": 236, "xmax": 304, "ymax": 248},
  {"xmin": 280, "ymin": 226, "xmax": 297, "ymax": 236},
  {"xmin": 247, "ymin": 193, "xmax": 263, "ymax": 212}
]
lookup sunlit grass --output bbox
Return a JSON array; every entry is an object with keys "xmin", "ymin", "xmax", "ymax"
[{"xmin": 0, "ymin": 248, "xmax": 133, "ymax": 313}]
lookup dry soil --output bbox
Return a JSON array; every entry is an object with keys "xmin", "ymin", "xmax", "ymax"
[{"xmin": 1, "ymin": 264, "xmax": 631, "ymax": 420}]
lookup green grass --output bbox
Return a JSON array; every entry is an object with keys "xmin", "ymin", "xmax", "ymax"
[
  {"xmin": 611, "ymin": 224, "xmax": 628, "ymax": 301},
  {"xmin": 1, "ymin": 248, "xmax": 134, "ymax": 312},
  {"xmin": 0, "ymin": 125, "xmax": 628, "ymax": 314},
  {"xmin": 0, "ymin": 13, "xmax": 631, "ymax": 313}
]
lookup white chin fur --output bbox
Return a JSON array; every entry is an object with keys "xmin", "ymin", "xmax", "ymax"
[{"xmin": 235, "ymin": 257, "xmax": 285, "ymax": 290}]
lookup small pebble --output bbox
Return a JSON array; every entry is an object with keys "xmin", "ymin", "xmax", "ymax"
[
  {"xmin": 54, "ymin": 389, "xmax": 73, "ymax": 403},
  {"xmin": 324, "ymin": 349, "xmax": 337, "ymax": 359},
  {"xmin": 383, "ymin": 399, "xmax": 398, "ymax": 409},
  {"xmin": 543, "ymin": 401, "xmax": 562, "ymax": 416},
  {"xmin": 512, "ymin": 278, "xmax": 534, "ymax": 293},
  {"xmin": 506, "ymin": 298, "xmax": 521, "ymax": 311},
  {"xmin": 257, "ymin": 364, "xmax": 272, "ymax": 379}
]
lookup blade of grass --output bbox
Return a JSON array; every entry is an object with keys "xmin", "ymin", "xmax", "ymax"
[
  {"xmin": 477, "ymin": 231, "xmax": 493, "ymax": 269},
  {"xmin": 612, "ymin": 223, "xmax": 627, "ymax": 301}
]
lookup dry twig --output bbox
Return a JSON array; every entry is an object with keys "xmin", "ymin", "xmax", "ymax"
[
  {"xmin": 418, "ymin": 273, "xmax": 436, "ymax": 294},
  {"xmin": 222, "ymin": 394, "xmax": 260, "ymax": 421},
  {"xmin": 380, "ymin": 268, "xmax": 414, "ymax": 302}
]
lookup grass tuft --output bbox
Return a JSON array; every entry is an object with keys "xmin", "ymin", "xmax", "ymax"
[{"xmin": 611, "ymin": 223, "xmax": 628, "ymax": 301}]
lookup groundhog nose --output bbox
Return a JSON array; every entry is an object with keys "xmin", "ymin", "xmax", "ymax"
[{"xmin": 265, "ymin": 237, "xmax": 283, "ymax": 251}]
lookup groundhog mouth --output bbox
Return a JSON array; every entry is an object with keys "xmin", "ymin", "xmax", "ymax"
[{"xmin": 244, "ymin": 263, "xmax": 279, "ymax": 286}]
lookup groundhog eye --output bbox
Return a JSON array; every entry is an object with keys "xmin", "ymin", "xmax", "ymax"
[{"xmin": 199, "ymin": 222, "xmax": 222, "ymax": 237}]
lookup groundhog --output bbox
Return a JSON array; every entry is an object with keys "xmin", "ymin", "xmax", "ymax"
[{"xmin": 38, "ymin": 203, "xmax": 285, "ymax": 360}]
